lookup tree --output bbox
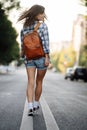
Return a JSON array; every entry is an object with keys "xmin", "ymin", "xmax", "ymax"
[
  {"xmin": 79, "ymin": 0, "xmax": 87, "ymax": 67},
  {"xmin": 79, "ymin": 45, "xmax": 87, "ymax": 67},
  {"xmin": 0, "ymin": 0, "xmax": 20, "ymax": 13},
  {"xmin": 0, "ymin": 0, "xmax": 20, "ymax": 65},
  {"xmin": 80, "ymin": 0, "xmax": 87, "ymax": 6},
  {"xmin": 0, "ymin": 9, "xmax": 20, "ymax": 65}
]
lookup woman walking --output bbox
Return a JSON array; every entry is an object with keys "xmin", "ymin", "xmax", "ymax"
[{"xmin": 18, "ymin": 4, "xmax": 50, "ymax": 116}]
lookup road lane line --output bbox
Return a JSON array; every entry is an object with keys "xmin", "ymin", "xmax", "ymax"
[
  {"xmin": 20, "ymin": 99, "xmax": 33, "ymax": 130},
  {"xmin": 40, "ymin": 96, "xmax": 60, "ymax": 130}
]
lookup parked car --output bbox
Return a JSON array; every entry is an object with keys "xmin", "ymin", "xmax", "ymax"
[
  {"xmin": 64, "ymin": 67, "xmax": 73, "ymax": 79},
  {"xmin": 65, "ymin": 66, "xmax": 87, "ymax": 82}
]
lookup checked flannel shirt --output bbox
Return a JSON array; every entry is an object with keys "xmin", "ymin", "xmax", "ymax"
[{"xmin": 20, "ymin": 21, "xmax": 50, "ymax": 59}]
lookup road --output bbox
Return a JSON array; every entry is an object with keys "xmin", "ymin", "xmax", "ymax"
[{"xmin": 0, "ymin": 67, "xmax": 87, "ymax": 130}]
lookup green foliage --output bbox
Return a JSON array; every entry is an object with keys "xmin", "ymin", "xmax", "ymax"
[
  {"xmin": 79, "ymin": 45, "xmax": 87, "ymax": 67},
  {"xmin": 17, "ymin": 59, "xmax": 24, "ymax": 66},
  {"xmin": 50, "ymin": 44, "xmax": 76, "ymax": 72},
  {"xmin": 80, "ymin": 0, "xmax": 87, "ymax": 6},
  {"xmin": 50, "ymin": 52, "xmax": 59, "ymax": 70},
  {"xmin": 58, "ymin": 46, "xmax": 76, "ymax": 72},
  {"xmin": 0, "ymin": 10, "xmax": 20, "ymax": 65},
  {"xmin": 0, "ymin": 0, "xmax": 20, "ymax": 13}
]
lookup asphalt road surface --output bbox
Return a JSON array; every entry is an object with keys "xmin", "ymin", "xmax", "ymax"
[{"xmin": 0, "ymin": 67, "xmax": 87, "ymax": 130}]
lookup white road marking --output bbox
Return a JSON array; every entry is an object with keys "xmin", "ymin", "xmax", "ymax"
[
  {"xmin": 40, "ymin": 96, "xmax": 60, "ymax": 130},
  {"xmin": 20, "ymin": 99, "xmax": 33, "ymax": 130},
  {"xmin": 20, "ymin": 95, "xmax": 59, "ymax": 130}
]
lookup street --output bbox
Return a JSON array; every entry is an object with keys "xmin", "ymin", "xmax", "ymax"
[
  {"xmin": 43, "ymin": 70, "xmax": 87, "ymax": 130},
  {"xmin": 0, "ymin": 67, "xmax": 87, "ymax": 130}
]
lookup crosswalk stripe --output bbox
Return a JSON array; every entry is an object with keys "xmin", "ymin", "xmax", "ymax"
[
  {"xmin": 40, "ymin": 96, "xmax": 60, "ymax": 130},
  {"xmin": 20, "ymin": 99, "xmax": 33, "ymax": 130}
]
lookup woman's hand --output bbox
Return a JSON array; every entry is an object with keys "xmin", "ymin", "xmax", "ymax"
[
  {"xmin": 20, "ymin": 50, "xmax": 24, "ymax": 58},
  {"xmin": 44, "ymin": 54, "xmax": 50, "ymax": 66}
]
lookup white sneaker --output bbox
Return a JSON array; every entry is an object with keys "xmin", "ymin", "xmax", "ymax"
[{"xmin": 28, "ymin": 109, "xmax": 33, "ymax": 116}]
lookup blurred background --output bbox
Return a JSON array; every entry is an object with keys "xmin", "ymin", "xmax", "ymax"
[{"xmin": 0, "ymin": 0, "xmax": 87, "ymax": 73}]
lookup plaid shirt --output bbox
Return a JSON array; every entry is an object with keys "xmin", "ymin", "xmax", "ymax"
[{"xmin": 20, "ymin": 21, "xmax": 50, "ymax": 57}]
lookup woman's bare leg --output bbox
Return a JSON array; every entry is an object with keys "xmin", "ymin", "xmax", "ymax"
[
  {"xmin": 35, "ymin": 69, "xmax": 47, "ymax": 101},
  {"xmin": 26, "ymin": 67, "xmax": 36, "ymax": 102}
]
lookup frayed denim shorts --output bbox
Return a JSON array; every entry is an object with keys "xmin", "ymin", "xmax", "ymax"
[{"xmin": 24, "ymin": 57, "xmax": 47, "ymax": 70}]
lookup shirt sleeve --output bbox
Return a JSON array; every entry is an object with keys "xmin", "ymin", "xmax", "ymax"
[
  {"xmin": 39, "ymin": 23, "xmax": 50, "ymax": 54},
  {"xmin": 20, "ymin": 30, "xmax": 24, "ymax": 50}
]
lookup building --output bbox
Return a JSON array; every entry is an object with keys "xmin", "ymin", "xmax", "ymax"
[{"xmin": 72, "ymin": 14, "xmax": 87, "ymax": 65}]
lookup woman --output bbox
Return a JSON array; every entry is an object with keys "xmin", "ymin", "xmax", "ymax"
[{"xmin": 18, "ymin": 4, "xmax": 50, "ymax": 116}]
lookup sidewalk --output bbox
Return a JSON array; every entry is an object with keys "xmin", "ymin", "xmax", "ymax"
[{"xmin": 0, "ymin": 65, "xmax": 15, "ymax": 74}]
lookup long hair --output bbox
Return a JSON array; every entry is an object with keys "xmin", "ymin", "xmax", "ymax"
[{"xmin": 18, "ymin": 5, "xmax": 46, "ymax": 27}]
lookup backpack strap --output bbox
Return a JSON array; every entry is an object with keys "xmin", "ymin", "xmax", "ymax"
[{"xmin": 34, "ymin": 22, "xmax": 41, "ymax": 31}]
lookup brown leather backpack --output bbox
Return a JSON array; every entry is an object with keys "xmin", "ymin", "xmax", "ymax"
[{"xmin": 23, "ymin": 22, "xmax": 45, "ymax": 60}]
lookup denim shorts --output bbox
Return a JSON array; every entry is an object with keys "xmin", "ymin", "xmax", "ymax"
[{"xmin": 24, "ymin": 57, "xmax": 47, "ymax": 70}]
